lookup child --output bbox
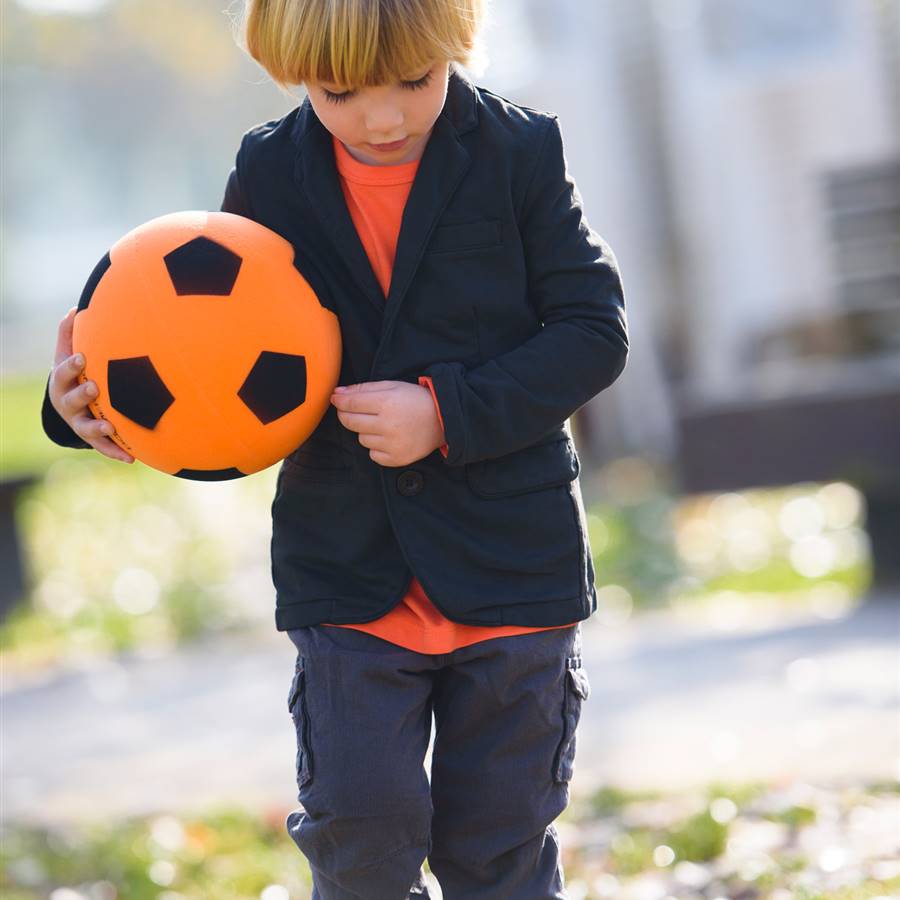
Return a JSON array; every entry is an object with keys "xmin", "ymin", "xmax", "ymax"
[{"xmin": 41, "ymin": 0, "xmax": 628, "ymax": 895}]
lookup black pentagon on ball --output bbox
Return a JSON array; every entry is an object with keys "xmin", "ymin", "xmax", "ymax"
[
  {"xmin": 77, "ymin": 251, "xmax": 112, "ymax": 313},
  {"xmin": 238, "ymin": 351, "xmax": 307, "ymax": 424},
  {"xmin": 173, "ymin": 467, "xmax": 246, "ymax": 481},
  {"xmin": 108, "ymin": 356, "xmax": 174, "ymax": 429},
  {"xmin": 163, "ymin": 236, "xmax": 242, "ymax": 296}
]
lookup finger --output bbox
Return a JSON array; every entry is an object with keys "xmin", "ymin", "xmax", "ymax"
[
  {"xmin": 51, "ymin": 353, "xmax": 85, "ymax": 402},
  {"xmin": 356, "ymin": 432, "xmax": 387, "ymax": 451},
  {"xmin": 331, "ymin": 389, "xmax": 388, "ymax": 413},
  {"xmin": 368, "ymin": 447, "xmax": 396, "ymax": 467},
  {"xmin": 54, "ymin": 306, "xmax": 78, "ymax": 368},
  {"xmin": 336, "ymin": 409, "xmax": 380, "ymax": 432},
  {"xmin": 91, "ymin": 437, "xmax": 135, "ymax": 464},
  {"xmin": 71, "ymin": 414, "xmax": 134, "ymax": 463},
  {"xmin": 344, "ymin": 381, "xmax": 398, "ymax": 391},
  {"xmin": 60, "ymin": 378, "xmax": 96, "ymax": 416}
]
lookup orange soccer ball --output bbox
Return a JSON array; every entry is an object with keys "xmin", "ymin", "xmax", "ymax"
[{"xmin": 71, "ymin": 210, "xmax": 341, "ymax": 480}]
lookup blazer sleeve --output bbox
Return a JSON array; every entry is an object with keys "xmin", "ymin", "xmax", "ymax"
[
  {"xmin": 41, "ymin": 370, "xmax": 92, "ymax": 449},
  {"xmin": 420, "ymin": 115, "xmax": 629, "ymax": 466},
  {"xmin": 220, "ymin": 164, "xmax": 249, "ymax": 216}
]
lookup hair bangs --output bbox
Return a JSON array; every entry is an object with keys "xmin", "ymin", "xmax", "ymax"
[{"xmin": 237, "ymin": 0, "xmax": 485, "ymax": 94}]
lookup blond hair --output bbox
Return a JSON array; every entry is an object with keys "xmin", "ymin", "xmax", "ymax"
[{"xmin": 231, "ymin": 0, "xmax": 488, "ymax": 96}]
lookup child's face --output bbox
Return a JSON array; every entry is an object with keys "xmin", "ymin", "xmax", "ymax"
[{"xmin": 305, "ymin": 59, "xmax": 451, "ymax": 166}]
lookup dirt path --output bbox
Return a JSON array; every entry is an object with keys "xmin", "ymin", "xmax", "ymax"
[{"xmin": 3, "ymin": 592, "xmax": 897, "ymax": 827}]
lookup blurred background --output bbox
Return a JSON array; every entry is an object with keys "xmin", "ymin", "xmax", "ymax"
[{"xmin": 2, "ymin": 0, "xmax": 899, "ymax": 898}]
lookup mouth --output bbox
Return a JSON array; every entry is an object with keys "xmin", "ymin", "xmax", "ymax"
[{"xmin": 368, "ymin": 137, "xmax": 409, "ymax": 152}]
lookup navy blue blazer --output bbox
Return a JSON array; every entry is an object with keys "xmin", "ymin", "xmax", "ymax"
[{"xmin": 41, "ymin": 63, "xmax": 629, "ymax": 631}]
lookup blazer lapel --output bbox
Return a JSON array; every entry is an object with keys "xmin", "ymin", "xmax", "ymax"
[
  {"xmin": 296, "ymin": 118, "xmax": 387, "ymax": 316},
  {"xmin": 292, "ymin": 65, "xmax": 479, "ymax": 346},
  {"xmin": 380, "ymin": 112, "xmax": 470, "ymax": 346}
]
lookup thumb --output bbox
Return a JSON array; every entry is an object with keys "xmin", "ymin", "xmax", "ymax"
[{"xmin": 54, "ymin": 306, "xmax": 78, "ymax": 367}]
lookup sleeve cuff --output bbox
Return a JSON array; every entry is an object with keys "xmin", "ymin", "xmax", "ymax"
[
  {"xmin": 417, "ymin": 375, "xmax": 449, "ymax": 458},
  {"xmin": 418, "ymin": 361, "xmax": 468, "ymax": 465}
]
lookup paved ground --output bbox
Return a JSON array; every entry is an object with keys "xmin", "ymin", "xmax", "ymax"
[{"xmin": 3, "ymin": 591, "xmax": 898, "ymax": 828}]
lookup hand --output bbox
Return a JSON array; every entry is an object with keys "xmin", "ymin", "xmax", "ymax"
[
  {"xmin": 330, "ymin": 380, "xmax": 445, "ymax": 468},
  {"xmin": 48, "ymin": 307, "xmax": 134, "ymax": 463}
]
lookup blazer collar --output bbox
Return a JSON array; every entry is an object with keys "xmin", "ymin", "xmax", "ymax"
[{"xmin": 291, "ymin": 64, "xmax": 479, "ymax": 355}]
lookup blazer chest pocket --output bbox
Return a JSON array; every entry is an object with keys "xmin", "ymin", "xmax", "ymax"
[
  {"xmin": 466, "ymin": 436, "xmax": 580, "ymax": 498},
  {"xmin": 427, "ymin": 218, "xmax": 502, "ymax": 254}
]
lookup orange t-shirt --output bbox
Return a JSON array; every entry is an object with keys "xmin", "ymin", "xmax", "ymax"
[{"xmin": 320, "ymin": 134, "xmax": 578, "ymax": 654}]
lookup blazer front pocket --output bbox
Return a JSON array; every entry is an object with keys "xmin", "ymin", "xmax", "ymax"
[
  {"xmin": 281, "ymin": 438, "xmax": 354, "ymax": 486},
  {"xmin": 456, "ymin": 435, "xmax": 585, "ymax": 595},
  {"xmin": 465, "ymin": 436, "xmax": 580, "ymax": 499},
  {"xmin": 426, "ymin": 218, "xmax": 502, "ymax": 254}
]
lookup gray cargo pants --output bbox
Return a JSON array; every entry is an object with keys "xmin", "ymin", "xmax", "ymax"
[{"xmin": 285, "ymin": 620, "xmax": 590, "ymax": 899}]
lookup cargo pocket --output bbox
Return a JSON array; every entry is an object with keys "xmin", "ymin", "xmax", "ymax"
[
  {"xmin": 552, "ymin": 654, "xmax": 590, "ymax": 784},
  {"xmin": 287, "ymin": 656, "xmax": 313, "ymax": 788}
]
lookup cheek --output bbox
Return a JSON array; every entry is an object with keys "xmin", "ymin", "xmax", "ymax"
[
  {"xmin": 310, "ymin": 100, "xmax": 353, "ymax": 138},
  {"xmin": 326, "ymin": 108, "xmax": 351, "ymax": 133},
  {"xmin": 425, "ymin": 84, "xmax": 449, "ymax": 120}
]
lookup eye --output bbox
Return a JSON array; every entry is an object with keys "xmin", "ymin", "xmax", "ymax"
[
  {"xmin": 322, "ymin": 88, "xmax": 354, "ymax": 105},
  {"xmin": 401, "ymin": 70, "xmax": 433, "ymax": 91},
  {"xmin": 320, "ymin": 68, "xmax": 432, "ymax": 104}
]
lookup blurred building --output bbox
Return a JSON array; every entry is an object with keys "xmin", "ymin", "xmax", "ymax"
[
  {"xmin": 488, "ymin": 0, "xmax": 899, "ymax": 473},
  {"xmin": 482, "ymin": 0, "xmax": 900, "ymax": 578},
  {"xmin": 7, "ymin": 0, "xmax": 899, "ymax": 505}
]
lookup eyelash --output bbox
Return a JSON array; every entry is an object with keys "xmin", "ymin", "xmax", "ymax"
[{"xmin": 322, "ymin": 70, "xmax": 433, "ymax": 105}]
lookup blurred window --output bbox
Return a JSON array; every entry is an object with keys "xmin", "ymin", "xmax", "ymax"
[{"xmin": 702, "ymin": 0, "xmax": 842, "ymax": 64}]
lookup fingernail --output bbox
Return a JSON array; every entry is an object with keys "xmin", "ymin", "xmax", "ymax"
[
  {"xmin": 74, "ymin": 354, "xmax": 84, "ymax": 366},
  {"xmin": 334, "ymin": 386, "xmax": 347, "ymax": 392}
]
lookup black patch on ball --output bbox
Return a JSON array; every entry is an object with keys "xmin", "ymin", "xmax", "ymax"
[
  {"xmin": 173, "ymin": 467, "xmax": 246, "ymax": 481},
  {"xmin": 164, "ymin": 236, "xmax": 242, "ymax": 296},
  {"xmin": 78, "ymin": 252, "xmax": 112, "ymax": 312},
  {"xmin": 238, "ymin": 351, "xmax": 307, "ymax": 424},
  {"xmin": 108, "ymin": 356, "xmax": 175, "ymax": 429}
]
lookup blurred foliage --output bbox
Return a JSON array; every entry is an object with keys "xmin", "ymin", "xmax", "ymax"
[
  {"xmin": 556, "ymin": 778, "xmax": 900, "ymax": 900},
  {"xmin": 2, "ymin": 779, "xmax": 898, "ymax": 899},
  {"xmin": 584, "ymin": 454, "xmax": 871, "ymax": 623},
  {"xmin": 1, "ymin": 372, "xmax": 279, "ymax": 666},
  {"xmin": 0, "ymin": 804, "xmax": 311, "ymax": 899},
  {"xmin": 663, "ymin": 808, "xmax": 729, "ymax": 863},
  {"xmin": 1, "ymin": 372, "xmax": 873, "ymax": 670},
  {"xmin": 2, "ymin": 0, "xmax": 288, "ymax": 336},
  {"xmin": 2, "ymin": 375, "xmax": 63, "ymax": 479},
  {"xmin": 3, "ymin": 0, "xmax": 241, "ymax": 86}
]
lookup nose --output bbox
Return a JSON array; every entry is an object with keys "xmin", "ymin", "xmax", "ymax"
[{"xmin": 365, "ymin": 104, "xmax": 404, "ymax": 141}]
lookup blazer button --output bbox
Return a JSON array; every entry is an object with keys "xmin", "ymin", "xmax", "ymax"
[{"xmin": 397, "ymin": 470, "xmax": 424, "ymax": 496}]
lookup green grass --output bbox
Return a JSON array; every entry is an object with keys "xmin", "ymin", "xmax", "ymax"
[{"xmin": 2, "ymin": 372, "xmax": 71, "ymax": 479}]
